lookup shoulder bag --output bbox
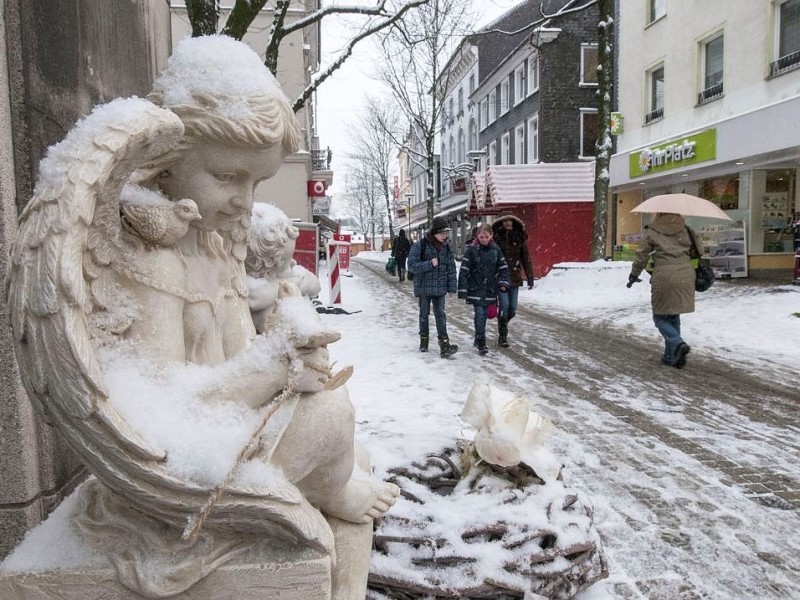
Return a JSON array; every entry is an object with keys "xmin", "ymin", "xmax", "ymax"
[{"xmin": 687, "ymin": 227, "xmax": 714, "ymax": 292}]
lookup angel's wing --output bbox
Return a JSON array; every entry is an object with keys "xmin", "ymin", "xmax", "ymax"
[{"xmin": 5, "ymin": 98, "xmax": 333, "ymax": 554}]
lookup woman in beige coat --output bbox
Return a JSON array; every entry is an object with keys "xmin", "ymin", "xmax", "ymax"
[{"xmin": 627, "ymin": 213, "xmax": 701, "ymax": 368}]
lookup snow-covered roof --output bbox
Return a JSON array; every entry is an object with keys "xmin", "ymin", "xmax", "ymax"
[{"xmin": 486, "ymin": 162, "xmax": 595, "ymax": 206}]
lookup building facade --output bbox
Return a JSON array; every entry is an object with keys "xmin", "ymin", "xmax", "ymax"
[
  {"xmin": 609, "ymin": 0, "xmax": 800, "ymax": 278},
  {"xmin": 171, "ymin": 0, "xmax": 330, "ymax": 222}
]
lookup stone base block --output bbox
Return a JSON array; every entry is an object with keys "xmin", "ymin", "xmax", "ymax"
[{"xmin": 0, "ymin": 557, "xmax": 332, "ymax": 599}]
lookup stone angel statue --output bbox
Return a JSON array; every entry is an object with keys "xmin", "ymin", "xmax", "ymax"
[{"xmin": 5, "ymin": 36, "xmax": 397, "ymax": 599}]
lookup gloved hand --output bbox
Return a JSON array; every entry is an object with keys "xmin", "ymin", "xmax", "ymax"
[
  {"xmin": 626, "ymin": 274, "xmax": 642, "ymax": 288},
  {"xmin": 527, "ymin": 278, "xmax": 534, "ymax": 290},
  {"xmin": 498, "ymin": 285, "xmax": 508, "ymax": 293}
]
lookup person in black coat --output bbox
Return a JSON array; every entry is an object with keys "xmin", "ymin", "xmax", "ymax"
[
  {"xmin": 457, "ymin": 224, "xmax": 509, "ymax": 355},
  {"xmin": 391, "ymin": 228, "xmax": 412, "ymax": 282},
  {"xmin": 492, "ymin": 215, "xmax": 534, "ymax": 348}
]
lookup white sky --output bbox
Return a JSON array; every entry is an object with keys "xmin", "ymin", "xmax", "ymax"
[
  {"xmin": 317, "ymin": 0, "xmax": 522, "ymax": 202},
  {"xmin": 6, "ymin": 257, "xmax": 798, "ymax": 598}
]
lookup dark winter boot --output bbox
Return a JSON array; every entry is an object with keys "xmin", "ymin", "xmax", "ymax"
[
  {"xmin": 419, "ymin": 335, "xmax": 429, "ymax": 352},
  {"xmin": 476, "ymin": 337, "xmax": 488, "ymax": 356},
  {"xmin": 498, "ymin": 319, "xmax": 509, "ymax": 348},
  {"xmin": 439, "ymin": 337, "xmax": 458, "ymax": 358},
  {"xmin": 399, "ymin": 268, "xmax": 405, "ymax": 282}
]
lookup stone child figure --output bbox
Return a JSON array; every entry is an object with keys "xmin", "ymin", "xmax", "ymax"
[
  {"xmin": 245, "ymin": 202, "xmax": 322, "ymax": 333},
  {"xmin": 6, "ymin": 35, "xmax": 397, "ymax": 598}
]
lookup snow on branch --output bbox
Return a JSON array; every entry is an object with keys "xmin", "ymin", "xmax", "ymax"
[
  {"xmin": 292, "ymin": 0, "xmax": 429, "ymax": 113},
  {"xmin": 473, "ymin": 0, "xmax": 597, "ymax": 39}
]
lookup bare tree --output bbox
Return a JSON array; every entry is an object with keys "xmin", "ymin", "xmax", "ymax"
[
  {"xmin": 342, "ymin": 161, "xmax": 387, "ymax": 250},
  {"xmin": 376, "ymin": 0, "xmax": 475, "ymax": 227},
  {"xmin": 347, "ymin": 97, "xmax": 405, "ymax": 243},
  {"xmin": 181, "ymin": 0, "xmax": 430, "ymax": 113}
]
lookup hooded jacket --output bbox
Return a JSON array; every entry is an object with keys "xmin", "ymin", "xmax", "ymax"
[
  {"xmin": 492, "ymin": 215, "xmax": 533, "ymax": 287},
  {"xmin": 457, "ymin": 239, "xmax": 509, "ymax": 305},
  {"xmin": 631, "ymin": 213, "xmax": 701, "ymax": 315}
]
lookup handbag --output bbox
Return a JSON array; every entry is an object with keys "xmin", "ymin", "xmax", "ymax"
[
  {"xmin": 687, "ymin": 227, "xmax": 714, "ymax": 292},
  {"xmin": 487, "ymin": 303, "xmax": 499, "ymax": 319},
  {"xmin": 385, "ymin": 256, "xmax": 396, "ymax": 276}
]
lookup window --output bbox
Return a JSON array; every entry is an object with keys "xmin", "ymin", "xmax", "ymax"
[
  {"xmin": 648, "ymin": 0, "xmax": 666, "ymax": 24},
  {"xmin": 580, "ymin": 109, "xmax": 598, "ymax": 157},
  {"xmin": 440, "ymin": 143, "xmax": 446, "ymax": 170},
  {"xmin": 457, "ymin": 129, "xmax": 465, "ymax": 164},
  {"xmin": 771, "ymin": 0, "xmax": 800, "ymax": 75},
  {"xmin": 501, "ymin": 80, "xmax": 510, "ymax": 114},
  {"xmin": 480, "ymin": 145, "xmax": 489, "ymax": 171},
  {"xmin": 527, "ymin": 115, "xmax": 539, "ymax": 163},
  {"xmin": 479, "ymin": 98, "xmax": 488, "ymax": 129},
  {"xmin": 514, "ymin": 64, "xmax": 526, "ymax": 104},
  {"xmin": 699, "ymin": 34, "xmax": 724, "ymax": 104},
  {"xmin": 468, "ymin": 74, "xmax": 476, "ymax": 94},
  {"xmin": 468, "ymin": 119, "xmax": 477, "ymax": 151},
  {"xmin": 528, "ymin": 56, "xmax": 539, "ymax": 95},
  {"xmin": 501, "ymin": 133, "xmax": 510, "ymax": 165},
  {"xmin": 457, "ymin": 88, "xmax": 464, "ymax": 116},
  {"xmin": 581, "ymin": 44, "xmax": 598, "ymax": 85},
  {"xmin": 489, "ymin": 89, "xmax": 497, "ymax": 123},
  {"xmin": 448, "ymin": 98, "xmax": 454, "ymax": 124},
  {"xmin": 646, "ymin": 64, "xmax": 665, "ymax": 123},
  {"xmin": 449, "ymin": 136, "xmax": 455, "ymax": 167},
  {"xmin": 514, "ymin": 124, "xmax": 525, "ymax": 164},
  {"xmin": 488, "ymin": 140, "xmax": 497, "ymax": 166}
]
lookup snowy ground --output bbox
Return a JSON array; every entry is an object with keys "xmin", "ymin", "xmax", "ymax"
[{"xmin": 323, "ymin": 252, "xmax": 800, "ymax": 599}]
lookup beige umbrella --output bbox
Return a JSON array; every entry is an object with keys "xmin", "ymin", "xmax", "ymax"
[{"xmin": 630, "ymin": 193, "xmax": 732, "ymax": 220}]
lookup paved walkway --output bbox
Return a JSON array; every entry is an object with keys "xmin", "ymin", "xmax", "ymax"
[{"xmin": 355, "ymin": 259, "xmax": 800, "ymax": 600}]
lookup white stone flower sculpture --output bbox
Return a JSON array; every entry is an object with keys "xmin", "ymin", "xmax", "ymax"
[{"xmin": 461, "ymin": 379, "xmax": 552, "ymax": 468}]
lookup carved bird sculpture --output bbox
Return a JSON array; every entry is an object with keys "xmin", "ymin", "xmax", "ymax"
[{"xmin": 120, "ymin": 196, "xmax": 201, "ymax": 247}]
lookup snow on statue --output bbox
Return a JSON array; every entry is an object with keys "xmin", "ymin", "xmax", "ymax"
[{"xmin": 4, "ymin": 35, "xmax": 397, "ymax": 598}]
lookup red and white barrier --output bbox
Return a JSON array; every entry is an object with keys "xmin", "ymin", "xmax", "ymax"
[{"xmin": 327, "ymin": 241, "xmax": 342, "ymax": 305}]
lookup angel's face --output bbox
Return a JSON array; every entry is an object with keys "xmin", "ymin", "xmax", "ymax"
[{"xmin": 159, "ymin": 141, "xmax": 284, "ymax": 231}]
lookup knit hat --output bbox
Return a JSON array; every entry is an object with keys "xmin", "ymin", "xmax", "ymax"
[{"xmin": 430, "ymin": 216, "xmax": 451, "ymax": 234}]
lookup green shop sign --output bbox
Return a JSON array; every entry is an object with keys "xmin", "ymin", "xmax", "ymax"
[{"xmin": 629, "ymin": 129, "xmax": 716, "ymax": 178}]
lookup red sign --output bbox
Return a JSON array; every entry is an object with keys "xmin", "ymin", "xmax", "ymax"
[
  {"xmin": 292, "ymin": 223, "xmax": 318, "ymax": 275},
  {"xmin": 307, "ymin": 180, "xmax": 327, "ymax": 197},
  {"xmin": 331, "ymin": 234, "xmax": 351, "ymax": 270}
]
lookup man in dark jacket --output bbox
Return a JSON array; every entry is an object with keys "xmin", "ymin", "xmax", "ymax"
[
  {"xmin": 407, "ymin": 216, "xmax": 459, "ymax": 357},
  {"xmin": 492, "ymin": 215, "xmax": 534, "ymax": 348},
  {"xmin": 391, "ymin": 228, "xmax": 412, "ymax": 282}
]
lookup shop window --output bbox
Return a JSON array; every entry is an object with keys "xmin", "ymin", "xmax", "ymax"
[
  {"xmin": 527, "ymin": 114, "xmax": 539, "ymax": 163},
  {"xmin": 581, "ymin": 44, "xmax": 598, "ymax": 85},
  {"xmin": 645, "ymin": 64, "xmax": 665, "ymax": 124},
  {"xmin": 771, "ymin": 0, "xmax": 800, "ymax": 76},
  {"xmin": 580, "ymin": 109, "xmax": 598, "ymax": 157},
  {"xmin": 698, "ymin": 34, "xmax": 724, "ymax": 104},
  {"xmin": 753, "ymin": 169, "xmax": 797, "ymax": 252},
  {"xmin": 648, "ymin": 0, "xmax": 666, "ymax": 25},
  {"xmin": 699, "ymin": 176, "xmax": 739, "ymax": 210}
]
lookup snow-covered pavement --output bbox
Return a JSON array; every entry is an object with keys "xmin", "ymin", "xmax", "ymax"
[{"xmin": 324, "ymin": 252, "xmax": 800, "ymax": 599}]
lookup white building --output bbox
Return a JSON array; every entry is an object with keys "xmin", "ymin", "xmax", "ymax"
[
  {"xmin": 170, "ymin": 1, "xmax": 331, "ymax": 222},
  {"xmin": 609, "ymin": 0, "xmax": 800, "ymax": 277}
]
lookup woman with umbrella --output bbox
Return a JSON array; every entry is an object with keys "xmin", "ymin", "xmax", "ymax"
[{"xmin": 626, "ymin": 194, "xmax": 729, "ymax": 369}]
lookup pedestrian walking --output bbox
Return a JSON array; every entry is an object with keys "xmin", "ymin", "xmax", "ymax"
[
  {"xmin": 492, "ymin": 215, "xmax": 534, "ymax": 348},
  {"xmin": 458, "ymin": 224, "xmax": 509, "ymax": 356},
  {"xmin": 627, "ymin": 212, "xmax": 701, "ymax": 369},
  {"xmin": 391, "ymin": 228, "xmax": 412, "ymax": 282},
  {"xmin": 407, "ymin": 216, "xmax": 459, "ymax": 357}
]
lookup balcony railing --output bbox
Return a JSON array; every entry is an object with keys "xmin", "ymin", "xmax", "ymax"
[
  {"xmin": 644, "ymin": 107, "xmax": 664, "ymax": 124},
  {"xmin": 697, "ymin": 82, "xmax": 723, "ymax": 105},
  {"xmin": 770, "ymin": 50, "xmax": 800, "ymax": 76}
]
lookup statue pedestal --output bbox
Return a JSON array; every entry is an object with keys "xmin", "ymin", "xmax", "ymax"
[
  {"xmin": 0, "ymin": 559, "xmax": 331, "ymax": 599},
  {"xmin": 0, "ymin": 490, "xmax": 332, "ymax": 599}
]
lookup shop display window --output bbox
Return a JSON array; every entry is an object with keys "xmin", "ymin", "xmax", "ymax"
[
  {"xmin": 698, "ymin": 175, "xmax": 739, "ymax": 210},
  {"xmin": 751, "ymin": 168, "xmax": 797, "ymax": 253}
]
